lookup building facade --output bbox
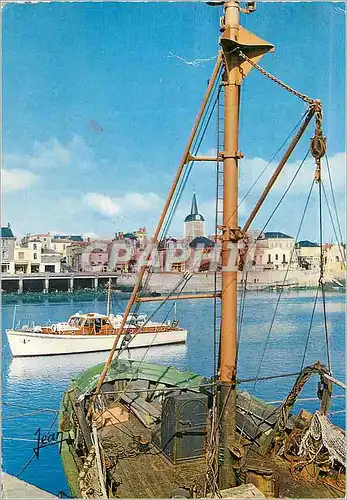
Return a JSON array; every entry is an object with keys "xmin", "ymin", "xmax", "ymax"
[
  {"xmin": 1, "ymin": 224, "xmax": 16, "ymax": 274},
  {"xmin": 252, "ymin": 231, "xmax": 298, "ymax": 271},
  {"xmin": 14, "ymin": 239, "xmax": 61, "ymax": 274},
  {"xmin": 296, "ymin": 240, "xmax": 321, "ymax": 270},
  {"xmin": 21, "ymin": 233, "xmax": 83, "ymax": 260},
  {"xmin": 323, "ymin": 243, "xmax": 345, "ymax": 275}
]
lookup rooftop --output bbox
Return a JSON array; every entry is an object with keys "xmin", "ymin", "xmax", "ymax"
[
  {"xmin": 1, "ymin": 227, "xmax": 14, "ymax": 238},
  {"xmin": 53, "ymin": 235, "xmax": 83, "ymax": 242},
  {"xmin": 189, "ymin": 236, "xmax": 215, "ymax": 248},
  {"xmin": 297, "ymin": 240, "xmax": 319, "ymax": 248},
  {"xmin": 263, "ymin": 231, "xmax": 293, "ymax": 239}
]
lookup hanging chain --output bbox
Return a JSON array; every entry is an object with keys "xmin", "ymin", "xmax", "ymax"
[
  {"xmin": 238, "ymin": 50, "xmax": 317, "ymax": 104},
  {"xmin": 238, "ymin": 49, "xmax": 327, "ymax": 183}
]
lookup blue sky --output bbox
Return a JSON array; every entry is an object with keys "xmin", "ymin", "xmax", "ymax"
[{"xmin": 2, "ymin": 2, "xmax": 345, "ymax": 242}]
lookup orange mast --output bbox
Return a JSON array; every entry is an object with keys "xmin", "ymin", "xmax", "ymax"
[{"xmin": 218, "ymin": 0, "xmax": 273, "ymax": 488}]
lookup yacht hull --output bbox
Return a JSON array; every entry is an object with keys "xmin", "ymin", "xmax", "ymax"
[{"xmin": 5, "ymin": 329, "xmax": 187, "ymax": 357}]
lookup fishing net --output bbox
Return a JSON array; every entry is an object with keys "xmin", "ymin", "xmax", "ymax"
[{"xmin": 298, "ymin": 411, "xmax": 346, "ymax": 467}]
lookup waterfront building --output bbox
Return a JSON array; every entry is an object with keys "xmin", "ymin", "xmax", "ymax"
[
  {"xmin": 133, "ymin": 227, "xmax": 148, "ymax": 249},
  {"xmin": 14, "ymin": 239, "xmax": 61, "ymax": 274},
  {"xmin": 323, "ymin": 243, "xmax": 346, "ymax": 275},
  {"xmin": 184, "ymin": 193, "xmax": 205, "ymax": 242},
  {"xmin": 296, "ymin": 240, "xmax": 321, "ymax": 270},
  {"xmin": 52, "ymin": 234, "xmax": 83, "ymax": 259},
  {"xmin": 253, "ymin": 231, "xmax": 298, "ymax": 270},
  {"xmin": 22, "ymin": 233, "xmax": 53, "ymax": 250},
  {"xmin": 67, "ymin": 240, "xmax": 111, "ymax": 272},
  {"xmin": 188, "ymin": 235, "xmax": 217, "ymax": 272},
  {"xmin": 66, "ymin": 230, "xmax": 146, "ymax": 273},
  {"xmin": 157, "ymin": 238, "xmax": 186, "ymax": 272},
  {"xmin": 22, "ymin": 233, "xmax": 83, "ymax": 260},
  {"xmin": 112, "ymin": 232, "xmax": 143, "ymax": 273},
  {"xmin": 296, "ymin": 240, "xmax": 345, "ymax": 276},
  {"xmin": 1, "ymin": 223, "xmax": 16, "ymax": 274}
]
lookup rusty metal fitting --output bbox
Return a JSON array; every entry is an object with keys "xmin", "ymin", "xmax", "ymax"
[
  {"xmin": 222, "ymin": 226, "xmax": 245, "ymax": 242},
  {"xmin": 221, "ymin": 151, "xmax": 244, "ymax": 159},
  {"xmin": 314, "ymin": 165, "xmax": 321, "ymax": 183},
  {"xmin": 311, "ymin": 134, "xmax": 326, "ymax": 160},
  {"xmin": 310, "ymin": 99, "xmax": 322, "ymax": 113},
  {"xmin": 221, "ymin": 81, "xmax": 242, "ymax": 87},
  {"xmin": 184, "ymin": 151, "xmax": 194, "ymax": 164}
]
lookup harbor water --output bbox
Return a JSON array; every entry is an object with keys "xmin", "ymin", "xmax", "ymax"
[{"xmin": 2, "ymin": 290, "xmax": 345, "ymax": 496}]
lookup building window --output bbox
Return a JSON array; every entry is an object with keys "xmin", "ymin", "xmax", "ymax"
[
  {"xmin": 33, "ymin": 244, "xmax": 37, "ymax": 250},
  {"xmin": 34, "ymin": 253, "xmax": 37, "ymax": 260},
  {"xmin": 18, "ymin": 252, "xmax": 25, "ymax": 260},
  {"xmin": 275, "ymin": 254, "xmax": 278, "ymax": 261},
  {"xmin": 282, "ymin": 254, "xmax": 287, "ymax": 264},
  {"xmin": 45, "ymin": 265, "xmax": 55, "ymax": 273},
  {"xmin": 336, "ymin": 256, "xmax": 340, "ymax": 262},
  {"xmin": 267, "ymin": 254, "xmax": 272, "ymax": 264}
]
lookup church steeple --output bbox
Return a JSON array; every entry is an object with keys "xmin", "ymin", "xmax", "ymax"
[
  {"xmin": 185, "ymin": 193, "xmax": 205, "ymax": 223},
  {"xmin": 184, "ymin": 193, "xmax": 205, "ymax": 240},
  {"xmin": 191, "ymin": 193, "xmax": 198, "ymax": 216}
]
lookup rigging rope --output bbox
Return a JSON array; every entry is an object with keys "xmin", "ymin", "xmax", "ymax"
[
  {"xmin": 89, "ymin": 274, "xmax": 196, "ymax": 419},
  {"xmin": 318, "ymin": 179, "xmax": 332, "ymax": 374},
  {"xmin": 130, "ymin": 67, "xmax": 223, "ymax": 323},
  {"xmin": 236, "ymin": 270, "xmax": 248, "ymax": 365},
  {"xmin": 300, "ymin": 286, "xmax": 320, "ymax": 372},
  {"xmin": 243, "ymin": 150, "xmax": 311, "ymax": 266},
  {"xmin": 237, "ymin": 110, "xmax": 310, "ymax": 216},
  {"xmin": 115, "ymin": 271, "xmax": 193, "ymax": 357},
  {"xmin": 159, "ymin": 66, "xmax": 223, "ymax": 242},
  {"xmin": 321, "ymin": 182, "xmax": 346, "ymax": 265},
  {"xmin": 239, "ymin": 177, "xmax": 315, "ymax": 446},
  {"xmin": 3, "ymin": 409, "xmax": 59, "ymax": 420},
  {"xmin": 324, "ymin": 154, "xmax": 345, "ymax": 247},
  {"xmin": 16, "ymin": 411, "xmax": 58, "ymax": 478}
]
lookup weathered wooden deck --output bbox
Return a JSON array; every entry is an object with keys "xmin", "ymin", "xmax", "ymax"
[
  {"xmin": 99, "ymin": 410, "xmax": 206, "ymax": 498},
  {"xmin": 98, "ymin": 408, "xmax": 344, "ymax": 499}
]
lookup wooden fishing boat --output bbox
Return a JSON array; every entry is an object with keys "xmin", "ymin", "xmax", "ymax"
[{"xmin": 58, "ymin": 1, "xmax": 346, "ymax": 498}]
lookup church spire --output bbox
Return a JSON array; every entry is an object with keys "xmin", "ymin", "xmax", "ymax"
[
  {"xmin": 191, "ymin": 192, "xmax": 198, "ymax": 216},
  {"xmin": 185, "ymin": 193, "xmax": 204, "ymax": 223}
]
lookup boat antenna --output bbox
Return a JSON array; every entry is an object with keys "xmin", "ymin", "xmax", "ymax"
[
  {"xmin": 106, "ymin": 278, "xmax": 112, "ymax": 317},
  {"xmin": 217, "ymin": 0, "xmax": 273, "ymax": 489}
]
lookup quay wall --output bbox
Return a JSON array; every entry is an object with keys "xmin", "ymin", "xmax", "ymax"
[
  {"xmin": 118, "ymin": 269, "xmax": 345, "ymax": 293},
  {"xmin": 1, "ymin": 270, "xmax": 344, "ymax": 294},
  {"xmin": 1, "ymin": 272, "xmax": 119, "ymax": 294}
]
